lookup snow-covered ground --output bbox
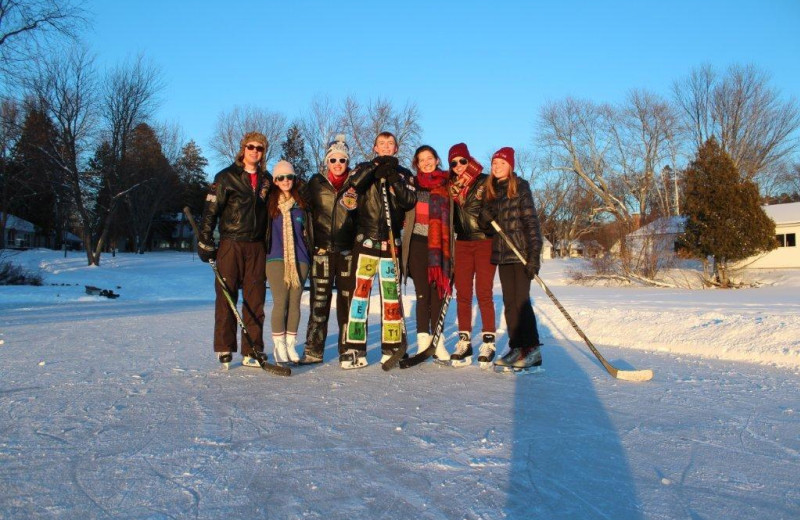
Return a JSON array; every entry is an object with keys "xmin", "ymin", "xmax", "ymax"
[{"xmin": 0, "ymin": 250, "xmax": 798, "ymax": 519}]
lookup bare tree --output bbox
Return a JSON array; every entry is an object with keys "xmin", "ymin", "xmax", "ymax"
[
  {"xmin": 339, "ymin": 97, "xmax": 422, "ymax": 165},
  {"xmin": 210, "ymin": 105, "xmax": 287, "ymax": 168},
  {"xmin": 27, "ymin": 45, "xmax": 104, "ymax": 264},
  {"xmin": 673, "ymin": 64, "xmax": 800, "ymax": 184},
  {"xmin": 300, "ymin": 95, "xmax": 339, "ymax": 175},
  {"xmin": 612, "ymin": 89, "xmax": 680, "ymax": 219},
  {"xmin": 0, "ymin": 0, "xmax": 88, "ymax": 84}
]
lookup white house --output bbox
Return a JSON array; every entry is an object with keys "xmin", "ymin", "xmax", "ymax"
[
  {"xmin": 615, "ymin": 216, "xmax": 687, "ymax": 259},
  {"xmin": 735, "ymin": 202, "xmax": 800, "ymax": 269}
]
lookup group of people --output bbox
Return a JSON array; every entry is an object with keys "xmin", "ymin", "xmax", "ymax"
[{"xmin": 197, "ymin": 130, "xmax": 544, "ymax": 372}]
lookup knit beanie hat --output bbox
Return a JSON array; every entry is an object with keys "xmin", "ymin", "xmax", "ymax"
[
  {"xmin": 236, "ymin": 131, "xmax": 269, "ymax": 170},
  {"xmin": 325, "ymin": 134, "xmax": 350, "ymax": 162},
  {"xmin": 491, "ymin": 147, "xmax": 515, "ymax": 172},
  {"xmin": 273, "ymin": 160, "xmax": 295, "ymax": 176},
  {"xmin": 448, "ymin": 142, "xmax": 471, "ymax": 163}
]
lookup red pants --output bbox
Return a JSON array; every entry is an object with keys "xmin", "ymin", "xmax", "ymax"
[{"xmin": 454, "ymin": 239, "xmax": 496, "ymax": 334}]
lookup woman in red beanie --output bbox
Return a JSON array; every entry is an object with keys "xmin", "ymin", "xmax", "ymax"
[
  {"xmin": 447, "ymin": 143, "xmax": 498, "ymax": 368},
  {"xmin": 478, "ymin": 147, "xmax": 544, "ymax": 373}
]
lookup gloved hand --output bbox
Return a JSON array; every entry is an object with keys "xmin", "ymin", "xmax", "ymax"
[
  {"xmin": 525, "ymin": 259, "xmax": 540, "ymax": 280},
  {"xmin": 375, "ymin": 155, "xmax": 399, "ymax": 169},
  {"xmin": 198, "ymin": 243, "xmax": 217, "ymax": 263},
  {"xmin": 375, "ymin": 163, "xmax": 400, "ymax": 184}
]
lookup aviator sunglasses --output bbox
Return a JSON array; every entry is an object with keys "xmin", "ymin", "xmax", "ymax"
[
  {"xmin": 450, "ymin": 158, "xmax": 468, "ymax": 167},
  {"xmin": 329, "ymin": 158, "xmax": 347, "ymax": 164},
  {"xmin": 275, "ymin": 174, "xmax": 296, "ymax": 182},
  {"xmin": 245, "ymin": 144, "xmax": 265, "ymax": 152}
]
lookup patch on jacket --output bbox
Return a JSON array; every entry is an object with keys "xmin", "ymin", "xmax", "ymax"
[
  {"xmin": 476, "ymin": 185, "xmax": 485, "ymax": 200},
  {"xmin": 340, "ymin": 187, "xmax": 358, "ymax": 210},
  {"xmin": 259, "ymin": 179, "xmax": 270, "ymax": 200}
]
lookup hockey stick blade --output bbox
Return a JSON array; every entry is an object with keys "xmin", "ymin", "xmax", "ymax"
[
  {"xmin": 489, "ymin": 220, "xmax": 653, "ymax": 382},
  {"xmin": 399, "ymin": 345, "xmax": 435, "ymax": 369}
]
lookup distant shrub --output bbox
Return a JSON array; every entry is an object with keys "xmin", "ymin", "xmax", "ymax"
[{"xmin": 0, "ymin": 260, "xmax": 43, "ymax": 285}]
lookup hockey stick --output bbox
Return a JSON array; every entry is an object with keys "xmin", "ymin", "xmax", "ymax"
[
  {"xmin": 490, "ymin": 221, "xmax": 653, "ymax": 382},
  {"xmin": 399, "ymin": 277, "xmax": 453, "ymax": 369},
  {"xmin": 379, "ymin": 179, "xmax": 409, "ymax": 371},
  {"xmin": 184, "ymin": 207, "xmax": 291, "ymax": 376}
]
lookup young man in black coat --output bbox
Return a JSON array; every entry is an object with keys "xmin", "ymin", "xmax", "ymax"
[
  {"xmin": 339, "ymin": 132, "xmax": 417, "ymax": 369},
  {"xmin": 198, "ymin": 132, "xmax": 272, "ymax": 368},
  {"xmin": 298, "ymin": 135, "xmax": 358, "ymax": 364}
]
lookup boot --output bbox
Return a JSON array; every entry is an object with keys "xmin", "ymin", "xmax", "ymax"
[
  {"xmin": 478, "ymin": 333, "xmax": 496, "ymax": 368},
  {"xmin": 273, "ymin": 334, "xmax": 288, "ymax": 364},
  {"xmin": 416, "ymin": 332, "xmax": 432, "ymax": 356},
  {"xmin": 433, "ymin": 335, "xmax": 450, "ymax": 362},
  {"xmin": 285, "ymin": 333, "xmax": 300, "ymax": 364},
  {"xmin": 450, "ymin": 332, "xmax": 473, "ymax": 367},
  {"xmin": 495, "ymin": 344, "xmax": 542, "ymax": 368}
]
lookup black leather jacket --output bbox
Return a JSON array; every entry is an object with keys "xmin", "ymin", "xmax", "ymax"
[
  {"xmin": 453, "ymin": 173, "xmax": 492, "ymax": 241},
  {"xmin": 478, "ymin": 177, "xmax": 543, "ymax": 269},
  {"xmin": 299, "ymin": 172, "xmax": 357, "ymax": 253},
  {"xmin": 348, "ymin": 161, "xmax": 417, "ymax": 242},
  {"xmin": 199, "ymin": 163, "xmax": 271, "ymax": 246}
]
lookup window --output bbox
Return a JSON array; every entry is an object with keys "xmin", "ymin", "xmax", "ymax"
[{"xmin": 776, "ymin": 233, "xmax": 796, "ymax": 247}]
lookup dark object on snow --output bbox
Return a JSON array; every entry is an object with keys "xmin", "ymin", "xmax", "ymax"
[{"xmin": 85, "ymin": 286, "xmax": 120, "ymax": 299}]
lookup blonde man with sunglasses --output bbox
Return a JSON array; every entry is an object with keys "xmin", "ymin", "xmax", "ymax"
[{"xmin": 199, "ymin": 132, "xmax": 272, "ymax": 368}]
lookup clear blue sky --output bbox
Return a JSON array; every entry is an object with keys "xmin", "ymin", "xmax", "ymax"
[{"xmin": 83, "ymin": 0, "xmax": 800, "ymax": 174}]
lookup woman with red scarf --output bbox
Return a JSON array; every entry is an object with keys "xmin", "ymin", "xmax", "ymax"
[
  {"xmin": 401, "ymin": 145, "xmax": 454, "ymax": 362},
  {"xmin": 447, "ymin": 143, "xmax": 497, "ymax": 368}
]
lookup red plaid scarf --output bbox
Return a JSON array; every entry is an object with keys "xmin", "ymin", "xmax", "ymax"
[{"xmin": 449, "ymin": 159, "xmax": 483, "ymax": 205}]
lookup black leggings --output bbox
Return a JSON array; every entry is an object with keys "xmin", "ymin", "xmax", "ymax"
[
  {"xmin": 498, "ymin": 263, "xmax": 540, "ymax": 348},
  {"xmin": 407, "ymin": 236, "xmax": 445, "ymax": 334}
]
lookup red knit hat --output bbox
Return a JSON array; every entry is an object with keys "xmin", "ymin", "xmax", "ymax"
[
  {"xmin": 448, "ymin": 142, "xmax": 471, "ymax": 163},
  {"xmin": 491, "ymin": 147, "xmax": 515, "ymax": 172}
]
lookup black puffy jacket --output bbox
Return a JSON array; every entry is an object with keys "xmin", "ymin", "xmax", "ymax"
[
  {"xmin": 299, "ymin": 172, "xmax": 357, "ymax": 252},
  {"xmin": 453, "ymin": 173, "xmax": 492, "ymax": 241},
  {"xmin": 199, "ymin": 163, "xmax": 271, "ymax": 246},
  {"xmin": 348, "ymin": 160, "xmax": 417, "ymax": 242},
  {"xmin": 478, "ymin": 177, "xmax": 543, "ymax": 269}
]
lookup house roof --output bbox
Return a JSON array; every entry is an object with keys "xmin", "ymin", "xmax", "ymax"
[
  {"xmin": 3, "ymin": 214, "xmax": 36, "ymax": 233},
  {"xmin": 764, "ymin": 202, "xmax": 800, "ymax": 225},
  {"xmin": 629, "ymin": 216, "xmax": 687, "ymax": 237}
]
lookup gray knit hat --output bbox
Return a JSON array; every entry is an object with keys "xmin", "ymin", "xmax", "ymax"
[{"xmin": 324, "ymin": 134, "xmax": 350, "ymax": 162}]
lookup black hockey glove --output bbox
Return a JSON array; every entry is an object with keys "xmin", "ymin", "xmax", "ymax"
[
  {"xmin": 525, "ymin": 260, "xmax": 540, "ymax": 280},
  {"xmin": 197, "ymin": 243, "xmax": 217, "ymax": 263}
]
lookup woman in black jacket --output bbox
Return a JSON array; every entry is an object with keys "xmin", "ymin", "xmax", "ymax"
[{"xmin": 478, "ymin": 147, "xmax": 544, "ymax": 372}]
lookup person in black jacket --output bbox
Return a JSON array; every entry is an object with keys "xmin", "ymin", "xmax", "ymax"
[
  {"xmin": 478, "ymin": 147, "xmax": 544, "ymax": 371},
  {"xmin": 447, "ymin": 143, "xmax": 498, "ymax": 368},
  {"xmin": 339, "ymin": 131, "xmax": 417, "ymax": 369},
  {"xmin": 198, "ymin": 131, "xmax": 272, "ymax": 368},
  {"xmin": 297, "ymin": 135, "xmax": 358, "ymax": 364}
]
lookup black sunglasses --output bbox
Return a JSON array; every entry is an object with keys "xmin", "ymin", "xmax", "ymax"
[
  {"xmin": 275, "ymin": 174, "xmax": 296, "ymax": 182},
  {"xmin": 245, "ymin": 144, "xmax": 265, "ymax": 152},
  {"xmin": 329, "ymin": 157, "xmax": 347, "ymax": 164},
  {"xmin": 450, "ymin": 158, "xmax": 468, "ymax": 167}
]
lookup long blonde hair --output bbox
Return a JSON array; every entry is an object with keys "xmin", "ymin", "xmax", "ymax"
[{"xmin": 483, "ymin": 171, "xmax": 518, "ymax": 201}]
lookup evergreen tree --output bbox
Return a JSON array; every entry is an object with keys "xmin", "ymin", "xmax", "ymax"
[
  {"xmin": 174, "ymin": 139, "xmax": 208, "ymax": 215},
  {"xmin": 280, "ymin": 123, "xmax": 311, "ymax": 181},
  {"xmin": 679, "ymin": 138, "xmax": 777, "ymax": 286}
]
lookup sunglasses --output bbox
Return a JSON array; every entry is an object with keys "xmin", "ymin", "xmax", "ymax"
[
  {"xmin": 275, "ymin": 174, "xmax": 296, "ymax": 182},
  {"xmin": 245, "ymin": 144, "xmax": 265, "ymax": 152},
  {"xmin": 450, "ymin": 158, "xmax": 468, "ymax": 167},
  {"xmin": 329, "ymin": 158, "xmax": 347, "ymax": 164}
]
